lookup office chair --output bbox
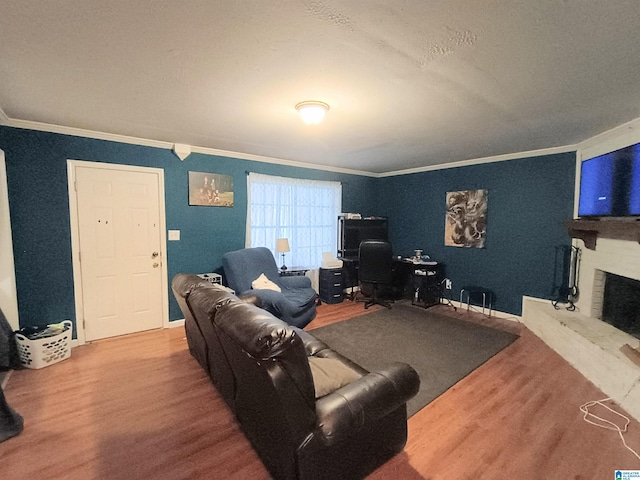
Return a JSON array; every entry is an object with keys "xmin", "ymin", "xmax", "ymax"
[{"xmin": 358, "ymin": 239, "xmax": 394, "ymax": 309}]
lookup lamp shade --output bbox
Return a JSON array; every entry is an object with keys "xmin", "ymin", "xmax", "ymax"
[{"xmin": 276, "ymin": 238, "xmax": 290, "ymax": 253}]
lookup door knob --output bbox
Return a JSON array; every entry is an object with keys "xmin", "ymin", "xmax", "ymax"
[
  {"xmin": 151, "ymin": 252, "xmax": 159, "ymax": 258},
  {"xmin": 152, "ymin": 262, "xmax": 160, "ymax": 268}
]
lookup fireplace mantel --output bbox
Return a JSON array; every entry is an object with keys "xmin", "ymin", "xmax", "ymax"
[{"xmin": 565, "ymin": 219, "xmax": 640, "ymax": 250}]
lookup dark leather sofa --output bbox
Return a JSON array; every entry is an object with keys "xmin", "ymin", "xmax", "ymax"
[{"xmin": 172, "ymin": 273, "xmax": 420, "ymax": 480}]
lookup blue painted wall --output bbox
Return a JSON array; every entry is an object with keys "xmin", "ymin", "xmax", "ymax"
[
  {"xmin": 375, "ymin": 153, "xmax": 576, "ymax": 315},
  {"xmin": 0, "ymin": 126, "xmax": 376, "ymax": 330},
  {"xmin": 0, "ymin": 125, "xmax": 576, "ymax": 330}
]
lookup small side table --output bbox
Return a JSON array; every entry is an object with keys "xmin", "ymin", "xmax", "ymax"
[
  {"xmin": 279, "ymin": 267, "xmax": 309, "ymax": 277},
  {"xmin": 197, "ymin": 273, "xmax": 223, "ymax": 285},
  {"xmin": 411, "ymin": 269, "xmax": 441, "ymax": 308},
  {"xmin": 459, "ymin": 286, "xmax": 494, "ymax": 316},
  {"xmin": 197, "ymin": 273, "xmax": 234, "ymax": 294}
]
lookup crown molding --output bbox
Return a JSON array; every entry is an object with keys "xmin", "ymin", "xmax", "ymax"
[
  {"xmin": 378, "ymin": 144, "xmax": 578, "ymax": 178},
  {"xmin": 3, "ymin": 117, "xmax": 169, "ymax": 149},
  {"xmin": 14, "ymin": 110, "xmax": 640, "ymax": 178},
  {"xmin": 0, "ymin": 107, "xmax": 9, "ymax": 124},
  {"xmin": 0, "ymin": 115, "xmax": 376, "ymax": 177},
  {"xmin": 577, "ymin": 116, "xmax": 640, "ymax": 161},
  {"xmin": 189, "ymin": 144, "xmax": 377, "ymax": 177}
]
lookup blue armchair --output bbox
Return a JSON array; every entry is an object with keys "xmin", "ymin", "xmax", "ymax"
[{"xmin": 222, "ymin": 247, "xmax": 317, "ymax": 328}]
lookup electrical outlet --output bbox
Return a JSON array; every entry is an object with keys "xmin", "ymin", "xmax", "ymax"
[{"xmin": 445, "ymin": 278, "xmax": 452, "ymax": 290}]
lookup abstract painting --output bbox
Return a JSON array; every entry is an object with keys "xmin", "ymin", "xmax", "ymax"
[{"xmin": 444, "ymin": 189, "xmax": 487, "ymax": 248}]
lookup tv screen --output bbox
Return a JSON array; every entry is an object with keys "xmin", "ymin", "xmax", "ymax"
[
  {"xmin": 629, "ymin": 150, "xmax": 640, "ymax": 215},
  {"xmin": 578, "ymin": 142, "xmax": 640, "ymax": 218},
  {"xmin": 578, "ymin": 153, "xmax": 615, "ymax": 216}
]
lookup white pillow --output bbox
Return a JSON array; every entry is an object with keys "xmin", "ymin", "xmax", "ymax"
[{"xmin": 251, "ymin": 273, "xmax": 281, "ymax": 292}]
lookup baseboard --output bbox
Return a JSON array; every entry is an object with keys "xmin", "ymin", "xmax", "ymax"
[{"xmin": 68, "ymin": 319, "xmax": 185, "ymax": 350}]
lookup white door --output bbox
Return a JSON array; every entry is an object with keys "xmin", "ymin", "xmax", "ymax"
[{"xmin": 75, "ymin": 165, "xmax": 164, "ymax": 341}]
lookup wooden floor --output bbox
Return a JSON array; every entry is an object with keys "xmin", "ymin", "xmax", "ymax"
[{"xmin": 2, "ymin": 300, "xmax": 640, "ymax": 479}]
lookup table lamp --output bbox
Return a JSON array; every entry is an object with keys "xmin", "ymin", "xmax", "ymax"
[{"xmin": 276, "ymin": 238, "xmax": 290, "ymax": 271}]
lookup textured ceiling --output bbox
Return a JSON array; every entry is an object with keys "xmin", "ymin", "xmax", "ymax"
[{"xmin": 1, "ymin": 1, "xmax": 640, "ymax": 173}]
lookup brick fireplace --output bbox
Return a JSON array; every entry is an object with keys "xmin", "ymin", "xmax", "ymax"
[
  {"xmin": 575, "ymin": 231, "xmax": 640, "ymax": 316},
  {"xmin": 522, "ymin": 232, "xmax": 640, "ymax": 422},
  {"xmin": 593, "ymin": 271, "xmax": 640, "ymax": 338}
]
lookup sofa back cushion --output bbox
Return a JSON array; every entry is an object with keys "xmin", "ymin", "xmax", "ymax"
[
  {"xmin": 214, "ymin": 300, "xmax": 315, "ymax": 402},
  {"xmin": 171, "ymin": 273, "xmax": 219, "ymax": 371},
  {"xmin": 171, "ymin": 273, "xmax": 210, "ymax": 326},
  {"xmin": 185, "ymin": 284, "xmax": 240, "ymax": 409},
  {"xmin": 213, "ymin": 299, "xmax": 318, "ymax": 477}
]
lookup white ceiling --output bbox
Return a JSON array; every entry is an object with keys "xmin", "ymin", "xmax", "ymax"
[{"xmin": 1, "ymin": 1, "xmax": 640, "ymax": 174}]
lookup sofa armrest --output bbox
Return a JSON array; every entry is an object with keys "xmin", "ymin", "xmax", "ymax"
[
  {"xmin": 280, "ymin": 275, "xmax": 312, "ymax": 289},
  {"xmin": 313, "ymin": 362, "xmax": 419, "ymax": 447},
  {"xmin": 296, "ymin": 328, "xmax": 331, "ymax": 355}
]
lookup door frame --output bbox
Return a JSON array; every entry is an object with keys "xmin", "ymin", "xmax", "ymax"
[
  {"xmin": 0, "ymin": 149, "xmax": 20, "ymax": 330},
  {"xmin": 68, "ymin": 160, "xmax": 169, "ymax": 346}
]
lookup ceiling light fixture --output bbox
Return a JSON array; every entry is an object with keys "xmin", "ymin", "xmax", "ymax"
[{"xmin": 295, "ymin": 101, "xmax": 329, "ymax": 125}]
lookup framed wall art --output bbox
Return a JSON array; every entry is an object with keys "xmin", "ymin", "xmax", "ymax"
[
  {"xmin": 444, "ymin": 189, "xmax": 487, "ymax": 248},
  {"xmin": 188, "ymin": 171, "xmax": 234, "ymax": 207}
]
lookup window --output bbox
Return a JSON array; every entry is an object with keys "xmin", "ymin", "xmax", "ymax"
[{"xmin": 247, "ymin": 173, "xmax": 342, "ymax": 268}]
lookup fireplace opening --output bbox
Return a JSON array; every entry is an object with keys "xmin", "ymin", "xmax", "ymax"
[{"xmin": 602, "ymin": 272, "xmax": 640, "ymax": 339}]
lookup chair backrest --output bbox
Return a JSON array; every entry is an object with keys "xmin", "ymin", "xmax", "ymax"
[
  {"xmin": 358, "ymin": 240, "xmax": 394, "ymax": 284},
  {"xmin": 185, "ymin": 284, "xmax": 242, "ymax": 410},
  {"xmin": 171, "ymin": 273, "xmax": 208, "ymax": 327},
  {"xmin": 222, "ymin": 247, "xmax": 281, "ymax": 294},
  {"xmin": 171, "ymin": 273, "xmax": 212, "ymax": 371}
]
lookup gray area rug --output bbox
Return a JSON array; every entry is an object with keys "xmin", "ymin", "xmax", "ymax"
[{"xmin": 310, "ymin": 302, "xmax": 518, "ymax": 417}]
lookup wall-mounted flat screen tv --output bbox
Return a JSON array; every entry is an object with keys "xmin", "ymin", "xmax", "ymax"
[
  {"xmin": 578, "ymin": 142, "xmax": 640, "ymax": 218},
  {"xmin": 630, "ymin": 155, "xmax": 640, "ymax": 215}
]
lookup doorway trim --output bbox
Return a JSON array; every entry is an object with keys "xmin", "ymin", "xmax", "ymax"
[
  {"xmin": 68, "ymin": 160, "xmax": 169, "ymax": 346},
  {"xmin": 0, "ymin": 149, "xmax": 20, "ymax": 330}
]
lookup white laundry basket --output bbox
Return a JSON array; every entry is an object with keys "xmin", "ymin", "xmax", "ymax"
[{"xmin": 15, "ymin": 320, "xmax": 73, "ymax": 369}]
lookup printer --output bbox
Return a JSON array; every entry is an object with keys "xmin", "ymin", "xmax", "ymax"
[{"xmin": 321, "ymin": 252, "xmax": 343, "ymax": 269}]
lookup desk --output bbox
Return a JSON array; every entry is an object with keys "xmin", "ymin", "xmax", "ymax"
[
  {"xmin": 338, "ymin": 257, "xmax": 359, "ymax": 300},
  {"xmin": 393, "ymin": 260, "xmax": 443, "ymax": 307},
  {"xmin": 392, "ymin": 259, "xmax": 455, "ymax": 310},
  {"xmin": 337, "ymin": 257, "xmax": 454, "ymax": 308}
]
